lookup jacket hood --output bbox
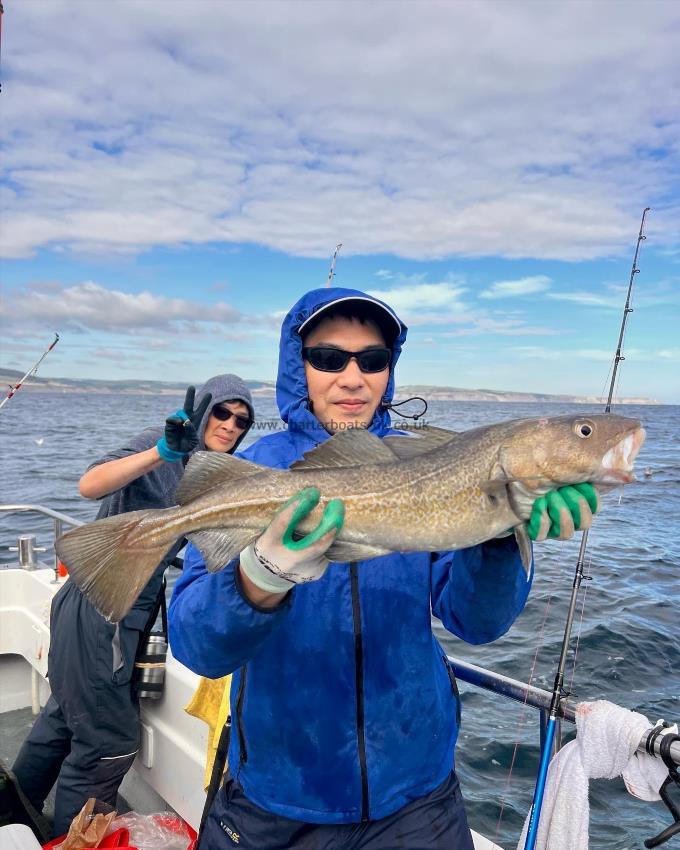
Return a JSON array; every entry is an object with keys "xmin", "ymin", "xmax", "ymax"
[
  {"xmin": 194, "ymin": 373, "xmax": 255, "ymax": 454},
  {"xmin": 276, "ymin": 287, "xmax": 407, "ymax": 446}
]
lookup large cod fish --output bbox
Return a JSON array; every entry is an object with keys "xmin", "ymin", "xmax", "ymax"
[{"xmin": 56, "ymin": 413, "xmax": 645, "ymax": 622}]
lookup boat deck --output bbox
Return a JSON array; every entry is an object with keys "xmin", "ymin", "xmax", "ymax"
[{"xmin": 1, "ymin": 707, "xmax": 56, "ymax": 828}]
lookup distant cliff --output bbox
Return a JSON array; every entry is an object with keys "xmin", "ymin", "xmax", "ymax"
[
  {"xmin": 0, "ymin": 370, "xmax": 659, "ymax": 404},
  {"xmin": 396, "ymin": 385, "xmax": 658, "ymax": 405},
  {"xmin": 0, "ymin": 370, "xmax": 275, "ymax": 396}
]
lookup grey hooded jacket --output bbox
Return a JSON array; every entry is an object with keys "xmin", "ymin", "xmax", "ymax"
[{"xmin": 86, "ymin": 373, "xmax": 255, "ymax": 626}]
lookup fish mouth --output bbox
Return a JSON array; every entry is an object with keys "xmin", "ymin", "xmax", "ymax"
[{"xmin": 599, "ymin": 427, "xmax": 645, "ymax": 484}]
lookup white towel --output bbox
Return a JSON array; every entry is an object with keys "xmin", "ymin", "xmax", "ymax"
[
  {"xmin": 517, "ymin": 700, "xmax": 670, "ymax": 850},
  {"xmin": 623, "ymin": 720, "xmax": 676, "ymax": 802}
]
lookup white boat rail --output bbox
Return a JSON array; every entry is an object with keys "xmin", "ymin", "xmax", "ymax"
[{"xmin": 0, "ymin": 504, "xmax": 83, "ymax": 580}]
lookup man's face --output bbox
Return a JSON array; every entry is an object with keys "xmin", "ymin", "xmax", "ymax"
[
  {"xmin": 203, "ymin": 401, "xmax": 251, "ymax": 452},
  {"xmin": 303, "ymin": 316, "xmax": 390, "ymax": 433}
]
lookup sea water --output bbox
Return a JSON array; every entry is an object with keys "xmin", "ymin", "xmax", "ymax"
[{"xmin": 2, "ymin": 391, "xmax": 678, "ymax": 849}]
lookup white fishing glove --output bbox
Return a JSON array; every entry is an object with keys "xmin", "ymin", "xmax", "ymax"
[{"xmin": 239, "ymin": 487, "xmax": 345, "ymax": 594}]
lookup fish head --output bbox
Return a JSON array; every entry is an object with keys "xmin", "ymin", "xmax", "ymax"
[{"xmin": 498, "ymin": 413, "xmax": 645, "ymax": 491}]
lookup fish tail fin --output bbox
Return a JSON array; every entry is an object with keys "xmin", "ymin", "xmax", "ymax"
[{"xmin": 56, "ymin": 508, "xmax": 178, "ymax": 622}]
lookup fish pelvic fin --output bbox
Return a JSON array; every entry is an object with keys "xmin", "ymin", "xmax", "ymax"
[
  {"xmin": 325, "ymin": 540, "xmax": 392, "ymax": 563},
  {"xmin": 186, "ymin": 527, "xmax": 261, "ymax": 572},
  {"xmin": 513, "ymin": 523, "xmax": 533, "ymax": 580},
  {"xmin": 176, "ymin": 451, "xmax": 267, "ymax": 505},
  {"xmin": 55, "ymin": 509, "xmax": 178, "ymax": 623}
]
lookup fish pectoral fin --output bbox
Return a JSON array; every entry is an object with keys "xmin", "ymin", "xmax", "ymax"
[
  {"xmin": 480, "ymin": 478, "xmax": 510, "ymax": 504},
  {"xmin": 325, "ymin": 540, "xmax": 392, "ymax": 563},
  {"xmin": 383, "ymin": 426, "xmax": 459, "ymax": 459},
  {"xmin": 487, "ymin": 447, "xmax": 513, "ymax": 484},
  {"xmin": 186, "ymin": 528, "xmax": 261, "ymax": 572},
  {"xmin": 291, "ymin": 430, "xmax": 398, "ymax": 470},
  {"xmin": 480, "ymin": 455, "xmax": 514, "ymax": 515},
  {"xmin": 485, "ymin": 451, "xmax": 539, "ymax": 508},
  {"xmin": 513, "ymin": 523, "xmax": 533, "ymax": 580},
  {"xmin": 176, "ymin": 451, "xmax": 267, "ymax": 505}
]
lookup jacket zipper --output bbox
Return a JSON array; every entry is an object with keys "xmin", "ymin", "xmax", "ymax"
[
  {"xmin": 235, "ymin": 665, "xmax": 248, "ymax": 766},
  {"xmin": 350, "ymin": 562, "xmax": 369, "ymax": 822},
  {"xmin": 442, "ymin": 653, "xmax": 461, "ymax": 727}
]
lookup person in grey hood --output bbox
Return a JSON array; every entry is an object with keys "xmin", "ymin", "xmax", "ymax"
[{"xmin": 13, "ymin": 374, "xmax": 254, "ymax": 839}]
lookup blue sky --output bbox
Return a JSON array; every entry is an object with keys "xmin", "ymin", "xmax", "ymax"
[{"xmin": 2, "ymin": 1, "xmax": 679, "ymax": 402}]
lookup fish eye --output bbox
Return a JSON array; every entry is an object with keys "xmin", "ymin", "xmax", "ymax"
[{"xmin": 575, "ymin": 422, "xmax": 593, "ymax": 438}]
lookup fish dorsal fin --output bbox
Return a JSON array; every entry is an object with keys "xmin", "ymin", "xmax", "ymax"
[
  {"xmin": 186, "ymin": 527, "xmax": 260, "ymax": 572},
  {"xmin": 291, "ymin": 430, "xmax": 399, "ymax": 470},
  {"xmin": 175, "ymin": 451, "xmax": 264, "ymax": 505},
  {"xmin": 383, "ymin": 426, "xmax": 459, "ymax": 460}
]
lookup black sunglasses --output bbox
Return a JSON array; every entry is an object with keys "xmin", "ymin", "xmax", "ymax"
[
  {"xmin": 211, "ymin": 405, "xmax": 252, "ymax": 430},
  {"xmin": 302, "ymin": 346, "xmax": 391, "ymax": 373}
]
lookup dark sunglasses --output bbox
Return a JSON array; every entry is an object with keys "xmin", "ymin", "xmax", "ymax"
[
  {"xmin": 302, "ymin": 346, "xmax": 391, "ymax": 373},
  {"xmin": 211, "ymin": 405, "xmax": 252, "ymax": 430}
]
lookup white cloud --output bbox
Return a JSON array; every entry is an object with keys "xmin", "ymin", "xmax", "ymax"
[
  {"xmin": 545, "ymin": 291, "xmax": 621, "ymax": 308},
  {"xmin": 656, "ymin": 348, "xmax": 680, "ymax": 361},
  {"xmin": 2, "ymin": 1, "xmax": 679, "ymax": 260},
  {"xmin": 0, "ymin": 281, "xmax": 241, "ymax": 334},
  {"xmin": 90, "ymin": 347, "xmax": 147, "ymax": 364},
  {"xmin": 479, "ymin": 275, "xmax": 552, "ymax": 299},
  {"xmin": 367, "ymin": 282, "xmax": 468, "ymax": 316},
  {"xmin": 507, "ymin": 345, "xmax": 678, "ymax": 363},
  {"xmin": 508, "ymin": 345, "xmax": 614, "ymax": 361},
  {"xmin": 437, "ymin": 320, "xmax": 558, "ymax": 337},
  {"xmin": 544, "ymin": 277, "xmax": 680, "ymax": 309},
  {"xmin": 365, "ymin": 280, "xmax": 560, "ymax": 336}
]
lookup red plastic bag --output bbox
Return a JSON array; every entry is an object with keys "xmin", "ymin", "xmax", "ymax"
[
  {"xmin": 101, "ymin": 830, "xmax": 131, "ymax": 848},
  {"xmin": 105, "ymin": 813, "xmax": 196, "ymax": 850},
  {"xmin": 45, "ymin": 812, "xmax": 196, "ymax": 850},
  {"xmin": 152, "ymin": 815, "xmax": 196, "ymax": 850},
  {"xmin": 42, "ymin": 827, "xmax": 130, "ymax": 849}
]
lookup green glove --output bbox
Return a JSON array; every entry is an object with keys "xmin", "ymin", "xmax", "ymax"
[
  {"xmin": 527, "ymin": 483, "xmax": 599, "ymax": 541},
  {"xmin": 240, "ymin": 487, "xmax": 345, "ymax": 593}
]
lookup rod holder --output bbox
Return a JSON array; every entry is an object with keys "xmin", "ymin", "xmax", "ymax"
[{"xmin": 8, "ymin": 535, "xmax": 47, "ymax": 569}]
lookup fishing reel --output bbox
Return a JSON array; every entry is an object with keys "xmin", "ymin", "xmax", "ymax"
[{"xmin": 644, "ymin": 721, "xmax": 680, "ymax": 848}]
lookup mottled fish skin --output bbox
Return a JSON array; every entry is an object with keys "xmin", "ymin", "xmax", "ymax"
[
  {"xmin": 157, "ymin": 413, "xmax": 644, "ymax": 551},
  {"xmin": 56, "ymin": 413, "xmax": 645, "ymax": 622}
]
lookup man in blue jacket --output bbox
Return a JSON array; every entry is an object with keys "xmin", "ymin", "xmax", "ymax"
[{"xmin": 169, "ymin": 288, "xmax": 596, "ymax": 849}]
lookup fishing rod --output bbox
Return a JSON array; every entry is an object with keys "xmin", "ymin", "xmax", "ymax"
[
  {"xmin": 0, "ymin": 333, "xmax": 60, "ymax": 412},
  {"xmin": 325, "ymin": 243, "xmax": 343, "ymax": 287},
  {"xmin": 522, "ymin": 208, "xmax": 651, "ymax": 850},
  {"xmin": 0, "ymin": 2, "xmax": 4, "ymax": 94}
]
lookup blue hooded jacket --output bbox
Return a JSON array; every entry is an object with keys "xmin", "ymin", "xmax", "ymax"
[{"xmin": 169, "ymin": 287, "xmax": 532, "ymax": 824}]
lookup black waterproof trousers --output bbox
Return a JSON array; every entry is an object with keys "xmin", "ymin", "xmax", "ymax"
[
  {"xmin": 199, "ymin": 771, "xmax": 475, "ymax": 850},
  {"xmin": 12, "ymin": 582, "xmax": 145, "ymax": 838}
]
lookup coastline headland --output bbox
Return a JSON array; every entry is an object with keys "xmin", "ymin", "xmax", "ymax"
[{"xmin": 0, "ymin": 371, "xmax": 659, "ymax": 405}]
